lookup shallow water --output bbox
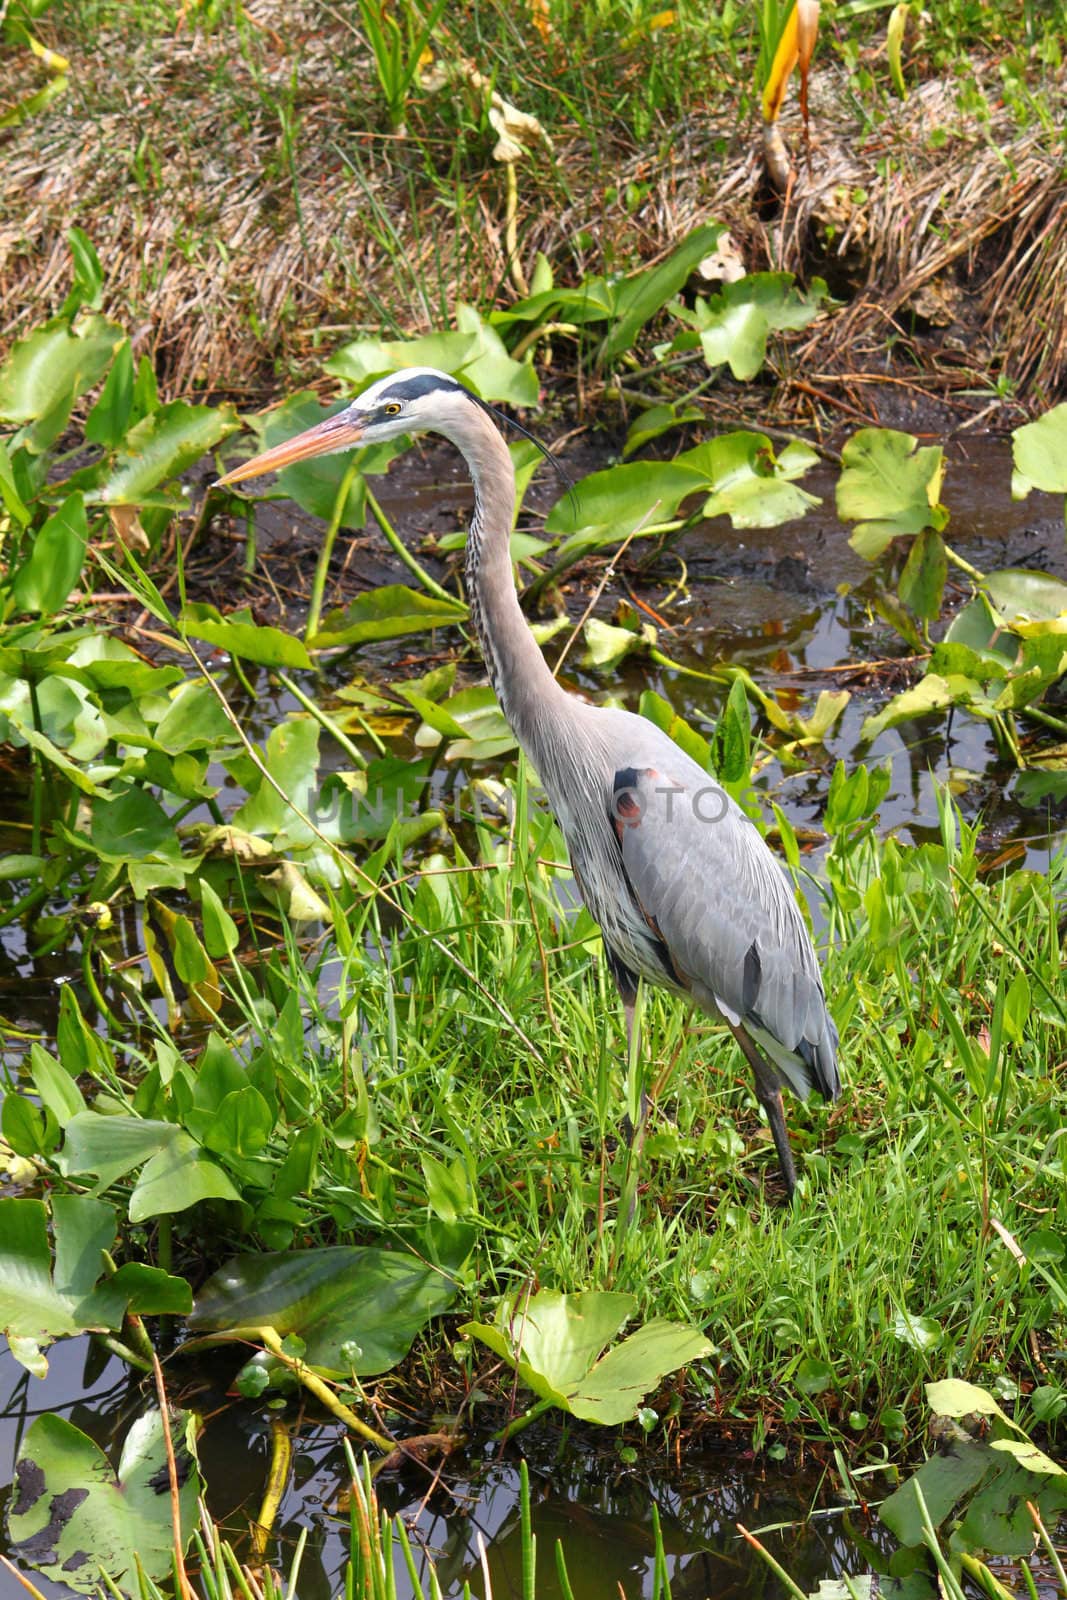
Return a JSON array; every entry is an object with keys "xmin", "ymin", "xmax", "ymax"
[{"xmin": 0, "ymin": 1335, "xmax": 890, "ymax": 1600}]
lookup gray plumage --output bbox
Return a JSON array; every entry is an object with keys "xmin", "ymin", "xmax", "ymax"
[{"xmin": 219, "ymin": 365, "xmax": 841, "ymax": 1197}]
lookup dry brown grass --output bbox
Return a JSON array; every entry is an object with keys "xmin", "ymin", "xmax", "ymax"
[{"xmin": 1, "ymin": 4, "xmax": 1064, "ymax": 402}]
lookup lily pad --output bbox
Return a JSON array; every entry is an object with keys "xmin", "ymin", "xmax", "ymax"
[
  {"xmin": 1012, "ymin": 403, "xmax": 1067, "ymax": 498},
  {"xmin": 179, "ymin": 603, "xmax": 313, "ymax": 668},
  {"xmin": 836, "ymin": 429, "xmax": 948, "ymax": 559},
  {"xmin": 8, "ymin": 1408, "xmax": 200, "ymax": 1596},
  {"xmin": 190, "ymin": 1247, "xmax": 457, "ymax": 1376},
  {"xmin": 461, "ymin": 1288, "xmax": 713, "ymax": 1426}
]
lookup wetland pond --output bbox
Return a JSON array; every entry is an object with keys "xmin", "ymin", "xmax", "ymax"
[{"xmin": 1, "ymin": 422, "xmax": 1065, "ymax": 1600}]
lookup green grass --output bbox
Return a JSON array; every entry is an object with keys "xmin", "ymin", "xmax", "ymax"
[{"xmin": 39, "ymin": 745, "xmax": 1063, "ymax": 1451}]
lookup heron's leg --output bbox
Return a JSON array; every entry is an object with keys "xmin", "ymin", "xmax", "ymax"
[
  {"xmin": 607, "ymin": 949, "xmax": 647, "ymax": 1148},
  {"xmin": 728, "ymin": 1023, "xmax": 798, "ymax": 1200}
]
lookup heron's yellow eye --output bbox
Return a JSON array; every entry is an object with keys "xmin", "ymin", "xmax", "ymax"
[{"xmin": 383, "ymin": 403, "xmax": 402, "ymax": 416}]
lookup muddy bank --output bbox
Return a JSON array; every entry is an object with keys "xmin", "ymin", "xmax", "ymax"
[{"xmin": 2, "ymin": 4, "xmax": 1064, "ymax": 397}]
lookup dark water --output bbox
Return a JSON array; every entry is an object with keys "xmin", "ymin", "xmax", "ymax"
[
  {"xmin": 0, "ymin": 1336, "xmax": 889, "ymax": 1600},
  {"xmin": 1, "ymin": 431, "xmax": 1065, "ymax": 1598}
]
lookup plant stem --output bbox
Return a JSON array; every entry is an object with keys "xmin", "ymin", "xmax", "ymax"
[
  {"xmin": 736, "ymin": 1524, "xmax": 810, "ymax": 1600},
  {"xmin": 491, "ymin": 1396, "xmax": 554, "ymax": 1443},
  {"xmin": 95, "ymin": 1333, "xmax": 154, "ymax": 1374},
  {"xmin": 306, "ymin": 457, "xmax": 359, "ymax": 644},
  {"xmin": 504, "ymin": 162, "xmax": 528, "ymax": 297},
  {"xmin": 363, "ymin": 485, "xmax": 460, "ymax": 606},
  {"xmin": 251, "ymin": 1419, "xmax": 292, "ymax": 1561},
  {"xmin": 260, "ymin": 1328, "xmax": 393, "ymax": 1451},
  {"xmin": 274, "ymin": 669, "xmax": 369, "ymax": 768},
  {"xmin": 943, "ymin": 543, "xmax": 986, "ymax": 583}
]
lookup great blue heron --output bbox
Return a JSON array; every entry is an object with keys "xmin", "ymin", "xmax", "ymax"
[{"xmin": 219, "ymin": 367, "xmax": 840, "ymax": 1197}]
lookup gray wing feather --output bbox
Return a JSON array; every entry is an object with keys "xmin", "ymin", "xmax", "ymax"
[{"xmin": 602, "ymin": 721, "xmax": 839, "ymax": 1102}]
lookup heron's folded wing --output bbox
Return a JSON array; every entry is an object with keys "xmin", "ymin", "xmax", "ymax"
[{"xmin": 612, "ymin": 763, "xmax": 839, "ymax": 1100}]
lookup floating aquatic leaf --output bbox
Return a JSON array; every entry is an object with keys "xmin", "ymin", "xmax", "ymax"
[
  {"xmin": 461, "ymin": 1288, "xmax": 712, "ymax": 1426},
  {"xmin": 8, "ymin": 1408, "xmax": 200, "ymax": 1595},
  {"xmin": 1012, "ymin": 403, "xmax": 1067, "ymax": 498},
  {"xmin": 682, "ymin": 273, "xmax": 829, "ymax": 381},
  {"xmin": 412, "ymin": 684, "xmax": 516, "ymax": 761},
  {"xmin": 983, "ymin": 568, "xmax": 1067, "ymax": 624},
  {"xmin": 191, "ymin": 1247, "xmax": 456, "ymax": 1376},
  {"xmin": 325, "ymin": 307, "xmax": 539, "ymax": 407},
  {"xmin": 837, "ymin": 429, "xmax": 948, "ymax": 559},
  {"xmin": 0, "ymin": 313, "xmax": 123, "ymax": 430},
  {"xmin": 582, "ymin": 617, "xmax": 653, "ymax": 671},
  {"xmin": 860, "ymin": 674, "xmax": 960, "ymax": 743}
]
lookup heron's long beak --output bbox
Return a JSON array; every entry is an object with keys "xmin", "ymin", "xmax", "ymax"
[{"xmin": 216, "ymin": 409, "xmax": 365, "ymax": 486}]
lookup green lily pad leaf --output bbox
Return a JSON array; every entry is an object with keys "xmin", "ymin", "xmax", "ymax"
[
  {"xmin": 91, "ymin": 784, "xmax": 176, "ymax": 861},
  {"xmin": 944, "ymin": 592, "xmax": 1015, "ymax": 657},
  {"xmin": 0, "ymin": 313, "xmax": 123, "ymax": 430},
  {"xmin": 1012, "ymin": 404, "xmax": 1067, "ymax": 497},
  {"xmin": 12, "ymin": 492, "xmax": 88, "ymax": 615},
  {"xmin": 461, "ymin": 1289, "xmax": 712, "ymax": 1426},
  {"xmin": 987, "ymin": 1437, "xmax": 1065, "ymax": 1476},
  {"xmin": 0, "ymin": 1195, "xmax": 190, "ymax": 1377},
  {"xmin": 97, "ymin": 401, "xmax": 239, "ymax": 505},
  {"xmin": 582, "ymin": 617, "xmax": 653, "ymax": 670},
  {"xmin": 837, "ymin": 430, "xmax": 948, "ymax": 559},
  {"xmin": 259, "ymin": 861, "xmax": 331, "ymax": 921},
  {"xmin": 8, "ymin": 1408, "xmax": 200, "ymax": 1595},
  {"xmin": 860, "ymin": 674, "xmax": 959, "ymax": 743},
  {"xmin": 565, "ymin": 1317, "xmax": 714, "ymax": 1424},
  {"xmin": 231, "ymin": 716, "xmax": 320, "ymax": 838},
  {"xmin": 982, "ymin": 569, "xmax": 1067, "ymax": 624},
  {"xmin": 412, "ymin": 684, "xmax": 516, "ymax": 761},
  {"xmin": 545, "ymin": 458, "xmax": 706, "ymax": 547},
  {"xmin": 326, "ymin": 315, "xmax": 539, "ymax": 407},
  {"xmin": 926, "ymin": 1378, "xmax": 1025, "ymax": 1434},
  {"xmin": 880, "ymin": 1436, "xmax": 992, "ymax": 1546},
  {"xmin": 930, "ymin": 641, "xmax": 1010, "ymax": 682},
  {"xmin": 312, "ymin": 584, "xmax": 466, "ymax": 648},
  {"xmin": 190, "ymin": 1247, "xmax": 456, "ymax": 1376},
  {"xmin": 690, "ymin": 274, "xmax": 828, "ymax": 381},
  {"xmin": 179, "ymin": 603, "xmax": 312, "ymax": 668},
  {"xmin": 623, "ymin": 402, "xmax": 703, "ymax": 458},
  {"xmin": 155, "ymin": 679, "xmax": 237, "ymax": 753},
  {"xmin": 693, "ymin": 431, "xmax": 821, "ymax": 528},
  {"xmin": 957, "ymin": 1457, "xmax": 1067, "ymax": 1556}
]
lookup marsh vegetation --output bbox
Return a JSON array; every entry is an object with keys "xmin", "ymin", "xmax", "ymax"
[{"xmin": 1, "ymin": 0, "xmax": 1066, "ymax": 1595}]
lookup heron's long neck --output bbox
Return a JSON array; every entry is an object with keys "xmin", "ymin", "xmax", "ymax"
[{"xmin": 451, "ymin": 409, "xmax": 571, "ymax": 758}]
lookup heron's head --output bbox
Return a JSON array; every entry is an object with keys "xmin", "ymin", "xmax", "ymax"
[{"xmin": 216, "ymin": 368, "xmax": 479, "ymax": 486}]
